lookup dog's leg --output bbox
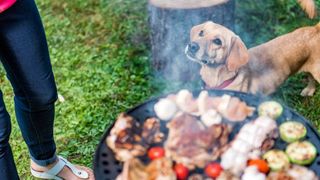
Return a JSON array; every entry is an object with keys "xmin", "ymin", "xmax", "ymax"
[{"xmin": 300, "ymin": 73, "xmax": 317, "ymax": 96}]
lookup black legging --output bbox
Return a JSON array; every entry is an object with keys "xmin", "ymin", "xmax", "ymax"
[{"xmin": 0, "ymin": 0, "xmax": 58, "ymax": 178}]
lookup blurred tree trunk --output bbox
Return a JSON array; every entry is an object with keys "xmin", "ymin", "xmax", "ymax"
[{"xmin": 148, "ymin": 0, "xmax": 235, "ymax": 82}]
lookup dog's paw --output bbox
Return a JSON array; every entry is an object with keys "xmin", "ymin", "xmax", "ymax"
[{"xmin": 300, "ymin": 87, "xmax": 316, "ymax": 96}]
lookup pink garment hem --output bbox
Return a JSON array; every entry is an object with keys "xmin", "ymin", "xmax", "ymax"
[{"xmin": 0, "ymin": 0, "xmax": 17, "ymax": 13}]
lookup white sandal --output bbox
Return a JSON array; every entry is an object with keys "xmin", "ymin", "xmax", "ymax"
[{"xmin": 31, "ymin": 156, "xmax": 89, "ymax": 180}]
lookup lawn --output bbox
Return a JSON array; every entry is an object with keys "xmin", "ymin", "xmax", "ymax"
[{"xmin": 0, "ymin": 0, "xmax": 319, "ymax": 179}]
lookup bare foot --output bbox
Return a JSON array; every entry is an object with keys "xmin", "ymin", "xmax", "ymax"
[{"xmin": 31, "ymin": 158, "xmax": 95, "ymax": 180}]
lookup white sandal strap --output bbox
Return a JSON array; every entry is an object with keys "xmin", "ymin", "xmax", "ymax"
[
  {"xmin": 31, "ymin": 168, "xmax": 63, "ymax": 180},
  {"xmin": 31, "ymin": 156, "xmax": 89, "ymax": 179},
  {"xmin": 58, "ymin": 156, "xmax": 89, "ymax": 179},
  {"xmin": 46, "ymin": 158, "xmax": 65, "ymax": 176}
]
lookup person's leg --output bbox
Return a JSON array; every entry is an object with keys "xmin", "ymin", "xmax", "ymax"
[
  {"xmin": 0, "ymin": 1, "xmax": 93, "ymax": 179},
  {"xmin": 0, "ymin": 0, "xmax": 57, "ymax": 166},
  {"xmin": 0, "ymin": 91, "xmax": 19, "ymax": 180}
]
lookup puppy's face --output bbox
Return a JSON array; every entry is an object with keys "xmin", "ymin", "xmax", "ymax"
[
  {"xmin": 185, "ymin": 21, "xmax": 232, "ymax": 65},
  {"xmin": 185, "ymin": 21, "xmax": 249, "ymax": 72}
]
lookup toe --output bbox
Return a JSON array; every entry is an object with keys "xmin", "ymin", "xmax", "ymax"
[{"xmin": 75, "ymin": 166, "xmax": 95, "ymax": 180}]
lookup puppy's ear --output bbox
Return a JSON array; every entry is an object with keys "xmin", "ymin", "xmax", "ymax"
[{"xmin": 226, "ymin": 36, "xmax": 249, "ymax": 72}]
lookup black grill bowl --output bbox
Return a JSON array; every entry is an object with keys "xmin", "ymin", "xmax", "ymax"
[{"xmin": 94, "ymin": 90, "xmax": 320, "ymax": 180}]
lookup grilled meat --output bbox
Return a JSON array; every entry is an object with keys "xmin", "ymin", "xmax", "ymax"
[
  {"xmin": 221, "ymin": 116, "xmax": 278, "ymax": 175},
  {"xmin": 142, "ymin": 117, "xmax": 164, "ymax": 144},
  {"xmin": 146, "ymin": 158, "xmax": 176, "ymax": 180},
  {"xmin": 214, "ymin": 94, "xmax": 255, "ymax": 122},
  {"xmin": 116, "ymin": 158, "xmax": 176, "ymax": 180},
  {"xmin": 116, "ymin": 158, "xmax": 148, "ymax": 180},
  {"xmin": 165, "ymin": 113, "xmax": 231, "ymax": 169},
  {"xmin": 107, "ymin": 113, "xmax": 164, "ymax": 161}
]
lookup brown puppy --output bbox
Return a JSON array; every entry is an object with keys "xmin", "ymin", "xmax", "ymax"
[{"xmin": 185, "ymin": 21, "xmax": 320, "ymax": 96}]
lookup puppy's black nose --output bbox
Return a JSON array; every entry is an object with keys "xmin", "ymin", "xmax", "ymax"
[{"xmin": 188, "ymin": 42, "xmax": 200, "ymax": 54}]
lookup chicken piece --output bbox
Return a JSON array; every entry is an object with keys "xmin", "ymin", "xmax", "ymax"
[
  {"xmin": 221, "ymin": 149, "xmax": 248, "ymax": 175},
  {"xmin": 238, "ymin": 116, "xmax": 277, "ymax": 149},
  {"xmin": 254, "ymin": 116, "xmax": 279, "ymax": 135},
  {"xmin": 117, "ymin": 158, "xmax": 176, "ymax": 180},
  {"xmin": 154, "ymin": 98, "xmax": 178, "ymax": 120},
  {"xmin": 165, "ymin": 113, "xmax": 209, "ymax": 169},
  {"xmin": 210, "ymin": 94, "xmax": 255, "ymax": 122},
  {"xmin": 247, "ymin": 149, "xmax": 262, "ymax": 160},
  {"xmin": 142, "ymin": 117, "xmax": 164, "ymax": 144},
  {"xmin": 211, "ymin": 125, "xmax": 232, "ymax": 160},
  {"xmin": 107, "ymin": 114, "xmax": 164, "ymax": 162},
  {"xmin": 107, "ymin": 113, "xmax": 144, "ymax": 161},
  {"xmin": 116, "ymin": 158, "xmax": 148, "ymax": 180},
  {"xmin": 221, "ymin": 116, "xmax": 278, "ymax": 175},
  {"xmin": 146, "ymin": 158, "xmax": 176, "ymax": 180},
  {"xmin": 165, "ymin": 113, "xmax": 231, "ymax": 169},
  {"xmin": 241, "ymin": 166, "xmax": 266, "ymax": 180},
  {"xmin": 226, "ymin": 98, "xmax": 255, "ymax": 121},
  {"xmin": 231, "ymin": 139, "xmax": 252, "ymax": 154}
]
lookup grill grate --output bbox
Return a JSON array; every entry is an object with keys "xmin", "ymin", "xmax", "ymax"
[{"xmin": 94, "ymin": 90, "xmax": 320, "ymax": 180}]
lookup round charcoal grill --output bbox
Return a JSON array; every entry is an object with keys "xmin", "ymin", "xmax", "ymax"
[{"xmin": 94, "ymin": 90, "xmax": 320, "ymax": 180}]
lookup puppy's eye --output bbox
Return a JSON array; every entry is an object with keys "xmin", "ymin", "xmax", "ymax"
[
  {"xmin": 212, "ymin": 38, "xmax": 222, "ymax": 46},
  {"xmin": 199, "ymin": 30, "xmax": 204, "ymax": 37}
]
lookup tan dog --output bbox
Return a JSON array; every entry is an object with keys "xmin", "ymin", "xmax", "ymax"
[{"xmin": 185, "ymin": 21, "xmax": 320, "ymax": 96}]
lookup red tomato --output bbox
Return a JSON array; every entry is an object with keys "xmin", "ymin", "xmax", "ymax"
[
  {"xmin": 147, "ymin": 147, "xmax": 165, "ymax": 160},
  {"xmin": 205, "ymin": 163, "xmax": 223, "ymax": 178},
  {"xmin": 248, "ymin": 159, "xmax": 270, "ymax": 173},
  {"xmin": 174, "ymin": 163, "xmax": 189, "ymax": 180}
]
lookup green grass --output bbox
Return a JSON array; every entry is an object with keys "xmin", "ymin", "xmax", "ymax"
[{"xmin": 0, "ymin": 0, "xmax": 319, "ymax": 179}]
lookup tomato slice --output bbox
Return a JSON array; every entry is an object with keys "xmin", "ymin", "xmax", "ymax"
[
  {"xmin": 147, "ymin": 147, "xmax": 165, "ymax": 160},
  {"xmin": 174, "ymin": 163, "xmax": 189, "ymax": 180},
  {"xmin": 248, "ymin": 159, "xmax": 270, "ymax": 173},
  {"xmin": 205, "ymin": 163, "xmax": 223, "ymax": 178}
]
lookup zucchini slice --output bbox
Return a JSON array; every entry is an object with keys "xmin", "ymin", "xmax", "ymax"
[
  {"xmin": 263, "ymin": 150, "xmax": 290, "ymax": 171},
  {"xmin": 279, "ymin": 121, "xmax": 307, "ymax": 143},
  {"xmin": 286, "ymin": 141, "xmax": 317, "ymax": 165},
  {"xmin": 258, "ymin": 101, "xmax": 283, "ymax": 119}
]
